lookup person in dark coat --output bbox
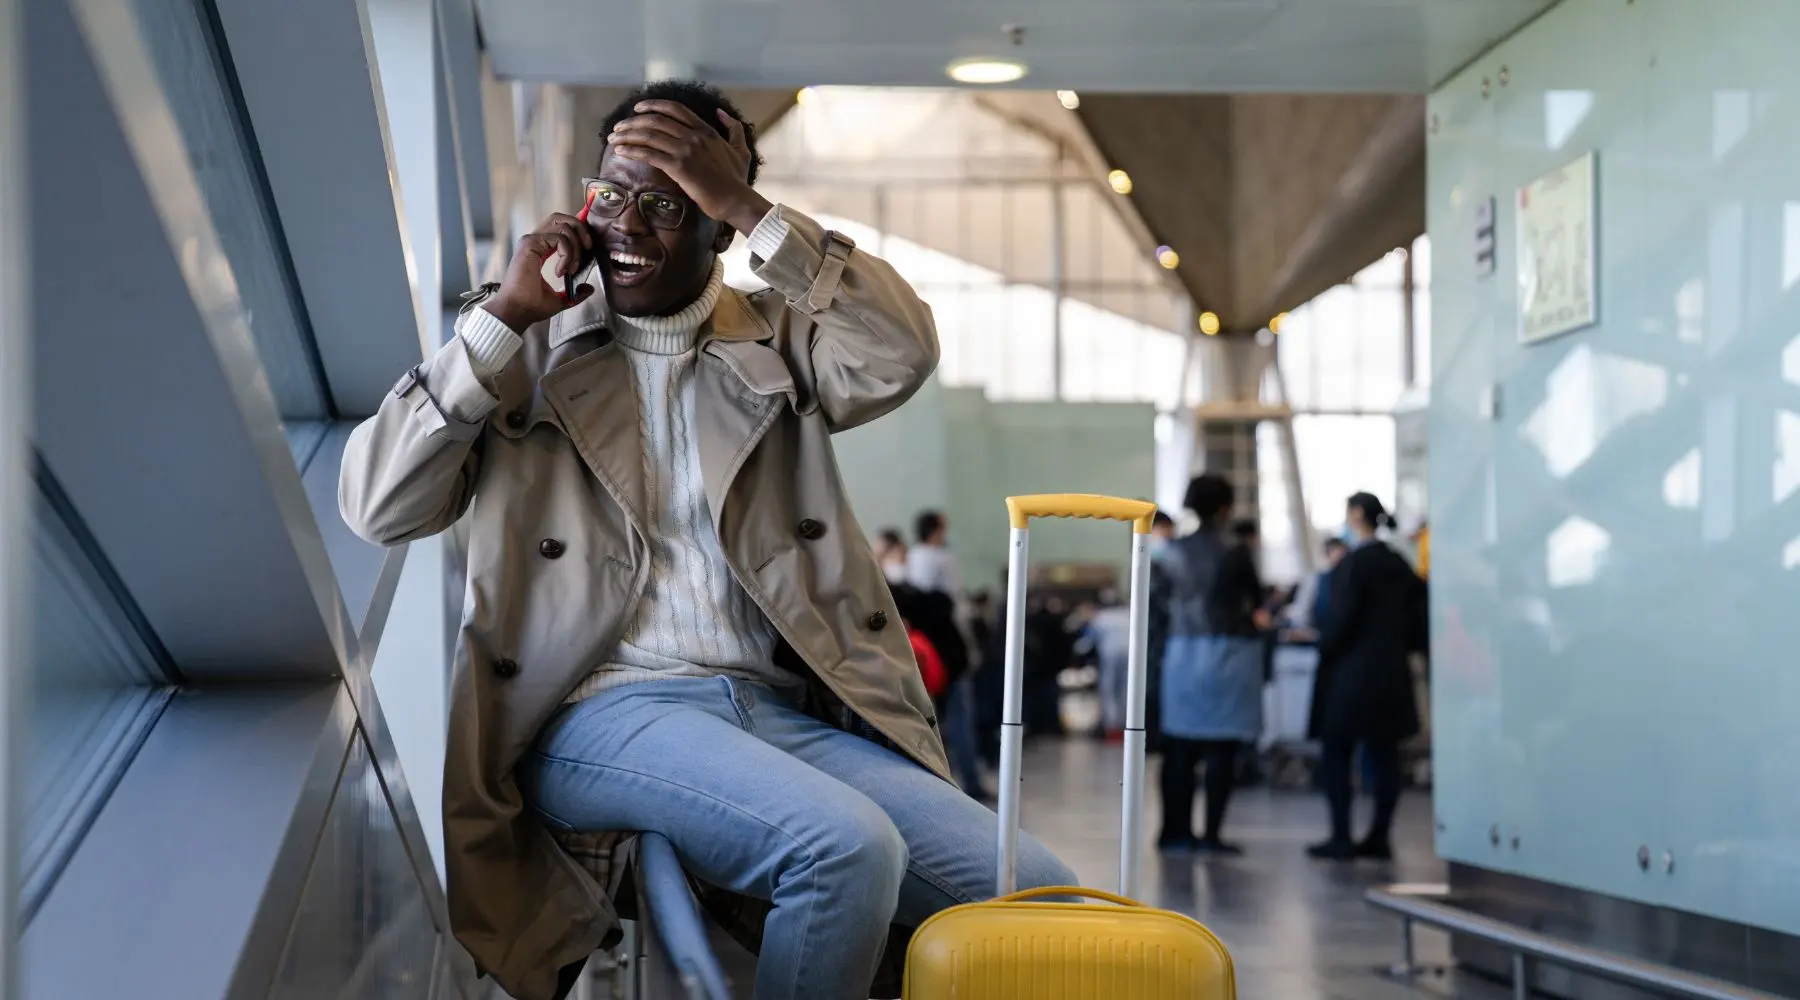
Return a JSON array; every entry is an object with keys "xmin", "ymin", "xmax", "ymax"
[
  {"xmin": 1145, "ymin": 511, "xmax": 1176, "ymax": 752},
  {"xmin": 1307, "ymin": 492, "xmax": 1426, "ymax": 860}
]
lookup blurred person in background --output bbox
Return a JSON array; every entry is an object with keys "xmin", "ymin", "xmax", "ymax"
[
  {"xmin": 1229, "ymin": 517, "xmax": 1276, "ymax": 789},
  {"xmin": 966, "ymin": 589, "xmax": 994, "ymax": 672},
  {"xmin": 1282, "ymin": 535, "xmax": 1347, "ymax": 643},
  {"xmin": 1082, "ymin": 590, "xmax": 1132, "ymax": 741},
  {"xmin": 1145, "ymin": 510, "xmax": 1176, "ymax": 751},
  {"xmin": 904, "ymin": 510, "xmax": 987, "ymax": 800},
  {"xmin": 1311, "ymin": 536, "xmax": 1349, "ymax": 630},
  {"xmin": 1156, "ymin": 474, "xmax": 1269, "ymax": 855},
  {"xmin": 874, "ymin": 527, "xmax": 908, "ymax": 584},
  {"xmin": 906, "ymin": 510, "xmax": 958, "ymax": 595},
  {"xmin": 1411, "ymin": 519, "xmax": 1430, "ymax": 579},
  {"xmin": 1307, "ymin": 492, "xmax": 1426, "ymax": 861},
  {"xmin": 1025, "ymin": 596, "xmax": 1073, "ymax": 736},
  {"xmin": 890, "ymin": 586, "xmax": 948, "ymax": 700}
]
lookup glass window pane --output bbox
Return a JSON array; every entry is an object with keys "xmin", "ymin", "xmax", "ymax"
[
  {"xmin": 138, "ymin": 0, "xmax": 327, "ymax": 420},
  {"xmin": 26, "ymin": 476, "xmax": 172, "ymax": 918},
  {"xmin": 1413, "ymin": 235, "xmax": 1433, "ymax": 388},
  {"xmin": 1308, "ymin": 287, "xmax": 1362, "ymax": 410},
  {"xmin": 1358, "ymin": 290, "xmax": 1406, "ymax": 410},
  {"xmin": 1256, "ymin": 421, "xmax": 1303, "ymax": 585},
  {"xmin": 1354, "ymin": 248, "xmax": 1406, "ymax": 288},
  {"xmin": 1293, "ymin": 414, "xmax": 1398, "ymax": 532},
  {"xmin": 268, "ymin": 728, "xmax": 438, "ymax": 1000}
]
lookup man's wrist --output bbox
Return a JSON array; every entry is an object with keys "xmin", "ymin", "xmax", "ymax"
[
  {"xmin": 480, "ymin": 297, "xmax": 535, "ymax": 335},
  {"xmin": 723, "ymin": 188, "xmax": 777, "ymax": 239}
]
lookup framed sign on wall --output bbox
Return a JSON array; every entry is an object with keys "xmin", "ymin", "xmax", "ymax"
[{"xmin": 1517, "ymin": 151, "xmax": 1598, "ymax": 344}]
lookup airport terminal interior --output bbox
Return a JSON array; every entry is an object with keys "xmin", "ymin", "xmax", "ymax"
[{"xmin": 4, "ymin": 0, "xmax": 1800, "ymax": 998}]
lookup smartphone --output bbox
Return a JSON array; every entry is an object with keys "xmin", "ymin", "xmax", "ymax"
[{"xmin": 564, "ymin": 187, "xmax": 600, "ymax": 302}]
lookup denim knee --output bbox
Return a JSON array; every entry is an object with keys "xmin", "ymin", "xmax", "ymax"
[{"xmin": 811, "ymin": 798, "xmax": 909, "ymax": 905}]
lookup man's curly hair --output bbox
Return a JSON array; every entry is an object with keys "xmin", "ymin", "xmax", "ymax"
[{"xmin": 598, "ymin": 79, "xmax": 764, "ymax": 185}]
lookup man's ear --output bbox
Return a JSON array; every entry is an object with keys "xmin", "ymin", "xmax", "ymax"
[{"xmin": 709, "ymin": 220, "xmax": 735, "ymax": 255}]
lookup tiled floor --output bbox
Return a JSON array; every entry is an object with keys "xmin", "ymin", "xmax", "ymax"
[{"xmin": 1014, "ymin": 737, "xmax": 1509, "ymax": 1000}]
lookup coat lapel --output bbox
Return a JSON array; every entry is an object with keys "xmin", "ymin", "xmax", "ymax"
[
  {"xmin": 694, "ymin": 353, "xmax": 780, "ymax": 534},
  {"xmin": 696, "ymin": 289, "xmax": 789, "ymax": 531},
  {"xmin": 536, "ymin": 286, "xmax": 788, "ymax": 539},
  {"xmin": 539, "ymin": 345, "xmax": 650, "ymax": 537}
]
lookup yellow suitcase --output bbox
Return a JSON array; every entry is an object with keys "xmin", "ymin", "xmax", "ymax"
[{"xmin": 904, "ymin": 495, "xmax": 1237, "ymax": 999}]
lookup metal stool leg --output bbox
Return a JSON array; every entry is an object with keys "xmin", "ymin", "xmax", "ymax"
[
  {"xmin": 1387, "ymin": 916, "xmax": 1421, "ymax": 977},
  {"xmin": 1511, "ymin": 951, "xmax": 1530, "ymax": 1000}
]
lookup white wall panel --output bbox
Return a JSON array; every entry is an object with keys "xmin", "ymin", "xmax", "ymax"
[{"xmin": 1429, "ymin": 0, "xmax": 1800, "ymax": 935}]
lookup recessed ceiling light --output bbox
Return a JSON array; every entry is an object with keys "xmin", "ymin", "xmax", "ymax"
[
  {"xmin": 1107, "ymin": 169, "xmax": 1132, "ymax": 195},
  {"xmin": 947, "ymin": 57, "xmax": 1028, "ymax": 85},
  {"xmin": 1198, "ymin": 311, "xmax": 1221, "ymax": 336},
  {"xmin": 1056, "ymin": 90, "xmax": 1080, "ymax": 110},
  {"xmin": 1269, "ymin": 311, "xmax": 1288, "ymax": 334},
  {"xmin": 1156, "ymin": 246, "xmax": 1180, "ymax": 269}
]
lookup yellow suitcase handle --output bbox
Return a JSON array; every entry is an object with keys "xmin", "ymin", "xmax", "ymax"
[
  {"xmin": 1005, "ymin": 494, "xmax": 1157, "ymax": 533},
  {"xmin": 996, "ymin": 886, "xmax": 1143, "ymax": 907}
]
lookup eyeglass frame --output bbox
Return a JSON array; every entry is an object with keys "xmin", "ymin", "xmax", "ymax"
[{"xmin": 580, "ymin": 177, "xmax": 695, "ymax": 231}]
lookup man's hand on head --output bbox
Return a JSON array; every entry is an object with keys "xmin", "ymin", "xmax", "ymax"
[{"xmin": 609, "ymin": 101, "xmax": 774, "ymax": 238}]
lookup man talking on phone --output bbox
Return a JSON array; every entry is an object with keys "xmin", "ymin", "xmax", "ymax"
[{"xmin": 340, "ymin": 81, "xmax": 1074, "ymax": 1000}]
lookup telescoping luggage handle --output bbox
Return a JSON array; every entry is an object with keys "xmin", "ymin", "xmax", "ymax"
[{"xmin": 997, "ymin": 494, "xmax": 1157, "ymax": 900}]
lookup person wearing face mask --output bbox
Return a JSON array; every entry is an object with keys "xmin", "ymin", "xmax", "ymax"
[{"xmin": 1306, "ymin": 491, "xmax": 1427, "ymax": 861}]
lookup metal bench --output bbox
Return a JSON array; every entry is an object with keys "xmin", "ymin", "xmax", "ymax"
[
  {"xmin": 1365, "ymin": 883, "xmax": 1785, "ymax": 1000},
  {"xmin": 586, "ymin": 833, "xmax": 735, "ymax": 1000}
]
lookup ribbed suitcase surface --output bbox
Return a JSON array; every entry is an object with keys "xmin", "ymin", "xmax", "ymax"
[{"xmin": 904, "ymin": 890, "xmax": 1235, "ymax": 999}]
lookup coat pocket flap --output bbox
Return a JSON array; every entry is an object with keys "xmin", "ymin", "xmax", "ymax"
[{"xmin": 705, "ymin": 340, "xmax": 815, "ymax": 415}]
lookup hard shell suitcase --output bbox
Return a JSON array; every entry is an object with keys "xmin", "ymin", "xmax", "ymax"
[{"xmin": 904, "ymin": 495, "xmax": 1237, "ymax": 999}]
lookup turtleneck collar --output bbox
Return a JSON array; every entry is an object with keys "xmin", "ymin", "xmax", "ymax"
[{"xmin": 610, "ymin": 259, "xmax": 725, "ymax": 356}]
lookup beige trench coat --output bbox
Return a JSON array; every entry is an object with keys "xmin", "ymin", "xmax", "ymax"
[{"xmin": 339, "ymin": 207, "xmax": 950, "ymax": 1000}]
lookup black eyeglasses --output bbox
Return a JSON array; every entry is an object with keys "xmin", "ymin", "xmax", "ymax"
[{"xmin": 582, "ymin": 178, "xmax": 690, "ymax": 230}]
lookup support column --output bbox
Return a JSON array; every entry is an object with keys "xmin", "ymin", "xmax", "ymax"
[
  {"xmin": 0, "ymin": 0, "xmax": 26, "ymax": 989},
  {"xmin": 1176, "ymin": 298, "xmax": 1198, "ymax": 409},
  {"xmin": 1050, "ymin": 179, "xmax": 1066, "ymax": 400},
  {"xmin": 1191, "ymin": 333, "xmax": 1313, "ymax": 572},
  {"xmin": 1269, "ymin": 347, "xmax": 1317, "ymax": 573},
  {"xmin": 368, "ymin": 0, "xmax": 439, "ymax": 352},
  {"xmin": 1402, "ymin": 244, "xmax": 1417, "ymax": 387},
  {"xmin": 1193, "ymin": 333, "xmax": 1278, "ymax": 518}
]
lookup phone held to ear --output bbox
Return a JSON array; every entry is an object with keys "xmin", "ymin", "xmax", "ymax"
[{"xmin": 564, "ymin": 187, "xmax": 600, "ymax": 302}]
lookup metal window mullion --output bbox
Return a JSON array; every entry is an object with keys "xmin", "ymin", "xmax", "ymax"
[{"xmin": 0, "ymin": 0, "xmax": 28, "ymax": 989}]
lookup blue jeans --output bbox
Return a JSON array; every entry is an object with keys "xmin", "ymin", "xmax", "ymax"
[
  {"xmin": 942, "ymin": 674, "xmax": 986, "ymax": 794},
  {"xmin": 518, "ymin": 676, "xmax": 1077, "ymax": 1000}
]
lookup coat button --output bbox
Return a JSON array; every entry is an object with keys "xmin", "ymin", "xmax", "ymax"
[
  {"xmin": 504, "ymin": 409, "xmax": 527, "ymax": 429},
  {"xmin": 867, "ymin": 610, "xmax": 889, "ymax": 632},
  {"xmin": 797, "ymin": 518, "xmax": 826, "ymax": 540},
  {"xmin": 539, "ymin": 538, "xmax": 566, "ymax": 559},
  {"xmin": 494, "ymin": 658, "xmax": 520, "ymax": 679}
]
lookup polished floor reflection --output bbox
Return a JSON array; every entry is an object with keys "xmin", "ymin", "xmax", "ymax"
[{"xmin": 1023, "ymin": 738, "xmax": 1509, "ymax": 1000}]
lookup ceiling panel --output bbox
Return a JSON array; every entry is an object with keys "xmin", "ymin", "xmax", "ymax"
[
  {"xmin": 475, "ymin": 0, "xmax": 1558, "ymax": 92},
  {"xmin": 1075, "ymin": 92, "xmax": 1424, "ymax": 329}
]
